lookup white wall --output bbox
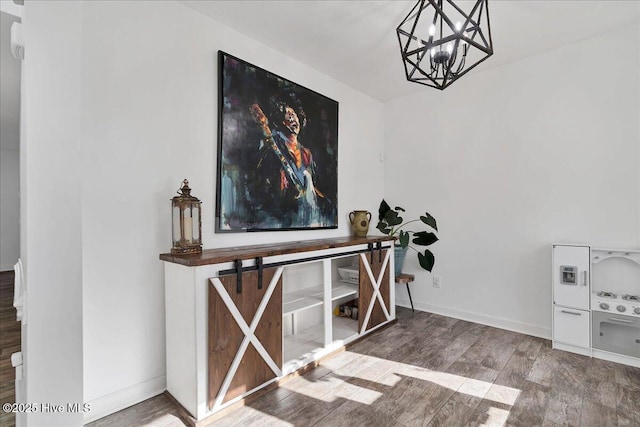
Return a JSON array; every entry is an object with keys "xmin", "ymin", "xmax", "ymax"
[
  {"xmin": 385, "ymin": 24, "xmax": 640, "ymax": 338},
  {"xmin": 0, "ymin": 148, "xmax": 19, "ymax": 270},
  {"xmin": 22, "ymin": 1, "xmax": 84, "ymax": 425},
  {"xmin": 0, "ymin": 11, "xmax": 21, "ymax": 271},
  {"xmin": 13, "ymin": 0, "xmax": 384, "ymax": 422}
]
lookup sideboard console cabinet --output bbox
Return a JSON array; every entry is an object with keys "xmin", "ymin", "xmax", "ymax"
[{"xmin": 160, "ymin": 236, "xmax": 395, "ymax": 422}]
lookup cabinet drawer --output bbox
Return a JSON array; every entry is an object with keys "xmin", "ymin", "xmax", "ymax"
[{"xmin": 553, "ymin": 306, "xmax": 590, "ymax": 348}]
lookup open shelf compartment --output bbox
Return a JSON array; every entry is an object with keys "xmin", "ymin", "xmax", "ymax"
[
  {"xmin": 282, "ymin": 256, "xmax": 363, "ymax": 366},
  {"xmin": 284, "ymin": 322, "xmax": 325, "ymax": 363},
  {"xmin": 283, "ymin": 282, "xmax": 358, "ymax": 316},
  {"xmin": 332, "ymin": 316, "xmax": 358, "ymax": 342}
]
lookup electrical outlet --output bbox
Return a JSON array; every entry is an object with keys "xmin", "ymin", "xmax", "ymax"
[{"xmin": 433, "ymin": 276, "xmax": 441, "ymax": 288}]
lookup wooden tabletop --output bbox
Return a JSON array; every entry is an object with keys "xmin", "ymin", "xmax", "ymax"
[
  {"xmin": 160, "ymin": 235, "xmax": 394, "ymax": 267},
  {"xmin": 395, "ymin": 273, "xmax": 415, "ymax": 284}
]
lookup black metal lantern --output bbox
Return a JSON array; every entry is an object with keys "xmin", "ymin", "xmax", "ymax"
[
  {"xmin": 171, "ymin": 179, "xmax": 202, "ymax": 255},
  {"xmin": 397, "ymin": 0, "xmax": 493, "ymax": 90}
]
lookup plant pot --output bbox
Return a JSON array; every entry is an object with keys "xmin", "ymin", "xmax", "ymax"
[{"xmin": 394, "ymin": 246, "xmax": 408, "ymax": 277}]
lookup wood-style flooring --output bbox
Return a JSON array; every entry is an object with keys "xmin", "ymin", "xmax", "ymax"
[
  {"xmin": 0, "ymin": 271, "xmax": 20, "ymax": 427},
  {"xmin": 91, "ymin": 307, "xmax": 640, "ymax": 427}
]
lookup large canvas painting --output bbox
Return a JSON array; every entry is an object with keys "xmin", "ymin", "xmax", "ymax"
[{"xmin": 216, "ymin": 51, "xmax": 338, "ymax": 232}]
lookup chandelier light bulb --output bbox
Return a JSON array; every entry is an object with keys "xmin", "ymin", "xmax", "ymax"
[
  {"xmin": 446, "ymin": 43, "xmax": 454, "ymax": 53},
  {"xmin": 455, "ymin": 21, "xmax": 462, "ymax": 32},
  {"xmin": 429, "ymin": 24, "xmax": 436, "ymax": 36}
]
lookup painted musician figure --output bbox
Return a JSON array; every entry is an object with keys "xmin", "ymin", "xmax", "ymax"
[{"xmin": 249, "ymin": 92, "xmax": 328, "ymax": 228}]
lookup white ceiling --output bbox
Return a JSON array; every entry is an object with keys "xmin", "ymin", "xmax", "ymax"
[
  {"xmin": 0, "ymin": 1, "xmax": 638, "ymax": 148},
  {"xmin": 181, "ymin": 0, "xmax": 640, "ymax": 102}
]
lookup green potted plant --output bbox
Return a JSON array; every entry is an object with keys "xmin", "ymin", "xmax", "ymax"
[{"xmin": 376, "ymin": 199, "xmax": 438, "ymax": 275}]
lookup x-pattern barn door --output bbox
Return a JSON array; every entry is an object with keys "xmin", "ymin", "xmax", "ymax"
[
  {"xmin": 208, "ymin": 266, "xmax": 283, "ymax": 410},
  {"xmin": 359, "ymin": 249, "xmax": 391, "ymax": 333}
]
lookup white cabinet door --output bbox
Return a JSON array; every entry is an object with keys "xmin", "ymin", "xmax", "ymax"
[
  {"xmin": 553, "ymin": 306, "xmax": 590, "ymax": 348},
  {"xmin": 553, "ymin": 245, "xmax": 590, "ymax": 310}
]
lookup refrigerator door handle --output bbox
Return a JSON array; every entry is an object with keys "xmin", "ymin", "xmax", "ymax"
[{"xmin": 583, "ymin": 270, "xmax": 588, "ymax": 287}]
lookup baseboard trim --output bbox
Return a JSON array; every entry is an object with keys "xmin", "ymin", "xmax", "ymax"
[
  {"xmin": 396, "ymin": 297, "xmax": 551, "ymax": 340},
  {"xmin": 552, "ymin": 342, "xmax": 591, "ymax": 357},
  {"xmin": 83, "ymin": 375, "xmax": 166, "ymax": 424},
  {"xmin": 592, "ymin": 349, "xmax": 640, "ymax": 368}
]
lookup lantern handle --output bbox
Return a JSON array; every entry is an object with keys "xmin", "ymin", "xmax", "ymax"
[{"xmin": 177, "ymin": 179, "xmax": 192, "ymax": 196}]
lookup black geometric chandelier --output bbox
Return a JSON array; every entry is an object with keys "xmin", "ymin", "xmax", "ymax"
[{"xmin": 397, "ymin": 0, "xmax": 493, "ymax": 90}]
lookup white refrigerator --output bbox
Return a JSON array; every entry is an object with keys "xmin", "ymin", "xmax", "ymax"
[{"xmin": 552, "ymin": 244, "xmax": 591, "ymax": 355}]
